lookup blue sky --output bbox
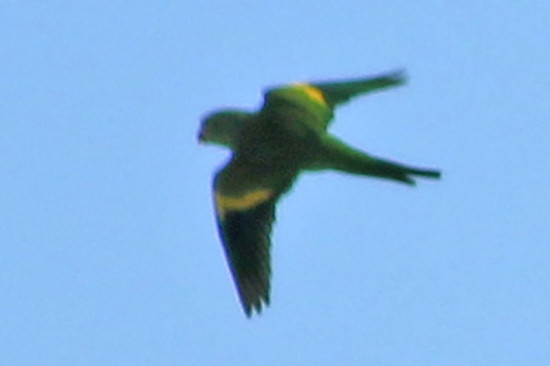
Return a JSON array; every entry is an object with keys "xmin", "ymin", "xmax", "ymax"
[{"xmin": 2, "ymin": 1, "xmax": 549, "ymax": 365}]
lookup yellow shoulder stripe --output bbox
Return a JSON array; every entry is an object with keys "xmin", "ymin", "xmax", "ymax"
[
  {"xmin": 215, "ymin": 189, "xmax": 273, "ymax": 219},
  {"xmin": 291, "ymin": 83, "xmax": 327, "ymax": 106}
]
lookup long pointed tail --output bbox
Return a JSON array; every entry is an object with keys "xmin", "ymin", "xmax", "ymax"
[{"xmin": 314, "ymin": 136, "xmax": 441, "ymax": 185}]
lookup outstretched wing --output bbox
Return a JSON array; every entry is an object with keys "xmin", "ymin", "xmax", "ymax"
[
  {"xmin": 311, "ymin": 69, "xmax": 406, "ymax": 108},
  {"xmin": 213, "ymin": 157, "xmax": 296, "ymax": 316},
  {"xmin": 262, "ymin": 69, "xmax": 406, "ymax": 133}
]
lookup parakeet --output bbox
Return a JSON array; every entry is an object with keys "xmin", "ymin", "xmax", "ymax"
[{"xmin": 198, "ymin": 70, "xmax": 441, "ymax": 317}]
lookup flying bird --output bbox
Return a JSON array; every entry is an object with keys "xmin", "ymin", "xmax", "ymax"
[{"xmin": 198, "ymin": 70, "xmax": 441, "ymax": 317}]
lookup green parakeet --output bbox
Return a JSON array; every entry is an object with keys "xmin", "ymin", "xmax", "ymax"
[{"xmin": 198, "ymin": 70, "xmax": 441, "ymax": 317}]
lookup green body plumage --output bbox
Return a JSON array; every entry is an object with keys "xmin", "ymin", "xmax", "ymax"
[{"xmin": 198, "ymin": 70, "xmax": 441, "ymax": 317}]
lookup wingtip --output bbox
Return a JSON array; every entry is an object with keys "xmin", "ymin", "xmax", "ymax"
[
  {"xmin": 386, "ymin": 69, "xmax": 408, "ymax": 85},
  {"xmin": 243, "ymin": 305, "xmax": 252, "ymax": 318},
  {"xmin": 241, "ymin": 295, "xmax": 270, "ymax": 318},
  {"xmin": 242, "ymin": 303, "xmax": 261, "ymax": 318}
]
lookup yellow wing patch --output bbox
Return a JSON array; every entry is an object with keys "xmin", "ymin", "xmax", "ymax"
[
  {"xmin": 216, "ymin": 189, "xmax": 273, "ymax": 219},
  {"xmin": 291, "ymin": 83, "xmax": 327, "ymax": 106}
]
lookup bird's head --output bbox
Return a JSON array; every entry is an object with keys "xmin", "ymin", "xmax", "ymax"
[{"xmin": 198, "ymin": 109, "xmax": 253, "ymax": 150}]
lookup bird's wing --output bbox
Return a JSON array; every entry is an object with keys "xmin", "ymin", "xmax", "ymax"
[
  {"xmin": 310, "ymin": 70, "xmax": 406, "ymax": 108},
  {"xmin": 262, "ymin": 70, "xmax": 406, "ymax": 132},
  {"xmin": 213, "ymin": 156, "xmax": 296, "ymax": 316}
]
